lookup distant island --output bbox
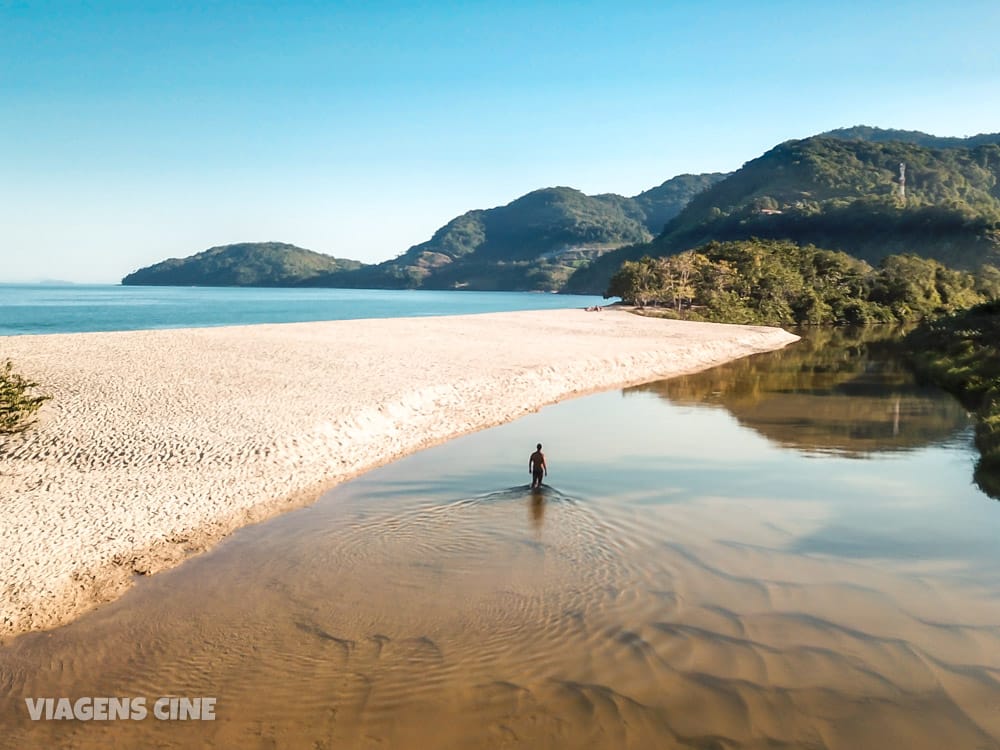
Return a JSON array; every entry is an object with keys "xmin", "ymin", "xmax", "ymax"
[
  {"xmin": 123, "ymin": 126, "xmax": 1000, "ymax": 296},
  {"xmin": 121, "ymin": 242, "xmax": 363, "ymax": 287}
]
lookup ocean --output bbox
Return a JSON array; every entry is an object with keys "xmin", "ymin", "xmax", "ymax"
[{"xmin": 0, "ymin": 285, "xmax": 609, "ymax": 336}]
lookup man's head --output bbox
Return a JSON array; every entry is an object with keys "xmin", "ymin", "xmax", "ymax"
[{"xmin": 537, "ymin": 443, "xmax": 542, "ymax": 450}]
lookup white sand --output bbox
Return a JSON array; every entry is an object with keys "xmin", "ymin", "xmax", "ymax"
[{"xmin": 0, "ymin": 309, "xmax": 797, "ymax": 639}]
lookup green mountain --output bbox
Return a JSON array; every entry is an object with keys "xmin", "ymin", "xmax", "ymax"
[
  {"xmin": 566, "ymin": 133, "xmax": 1000, "ymax": 294},
  {"xmin": 631, "ymin": 172, "xmax": 729, "ymax": 234},
  {"xmin": 306, "ymin": 174, "xmax": 726, "ymax": 292},
  {"xmin": 122, "ymin": 174, "xmax": 724, "ymax": 291},
  {"xmin": 122, "ymin": 128, "xmax": 1000, "ymax": 296},
  {"xmin": 121, "ymin": 242, "xmax": 364, "ymax": 287},
  {"xmin": 823, "ymin": 125, "xmax": 1000, "ymax": 149}
]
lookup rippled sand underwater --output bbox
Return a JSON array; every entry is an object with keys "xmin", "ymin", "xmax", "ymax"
[{"xmin": 3, "ymin": 339, "xmax": 1000, "ymax": 749}]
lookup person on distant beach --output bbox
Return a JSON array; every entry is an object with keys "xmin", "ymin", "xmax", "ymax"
[{"xmin": 529, "ymin": 443, "xmax": 547, "ymax": 489}]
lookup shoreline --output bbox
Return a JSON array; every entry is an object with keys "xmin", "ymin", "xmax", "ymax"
[{"xmin": 0, "ymin": 309, "xmax": 798, "ymax": 641}]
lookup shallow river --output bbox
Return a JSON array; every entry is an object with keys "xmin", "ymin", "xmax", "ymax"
[{"xmin": 2, "ymin": 329, "xmax": 999, "ymax": 749}]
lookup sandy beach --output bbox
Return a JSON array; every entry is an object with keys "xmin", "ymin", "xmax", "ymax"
[{"xmin": 0, "ymin": 309, "xmax": 797, "ymax": 640}]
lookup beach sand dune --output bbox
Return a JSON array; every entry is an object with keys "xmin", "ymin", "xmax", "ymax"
[{"xmin": 0, "ymin": 309, "xmax": 797, "ymax": 639}]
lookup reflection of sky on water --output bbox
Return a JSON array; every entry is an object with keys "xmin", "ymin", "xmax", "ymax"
[{"xmin": 346, "ymin": 369, "xmax": 998, "ymax": 579}]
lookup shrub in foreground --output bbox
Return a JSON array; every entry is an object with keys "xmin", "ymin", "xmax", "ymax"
[{"xmin": 0, "ymin": 360, "xmax": 50, "ymax": 435}]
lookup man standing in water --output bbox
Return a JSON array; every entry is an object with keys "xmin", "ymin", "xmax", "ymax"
[{"xmin": 529, "ymin": 443, "xmax": 547, "ymax": 490}]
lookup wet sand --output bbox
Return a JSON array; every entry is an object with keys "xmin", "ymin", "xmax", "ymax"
[{"xmin": 0, "ymin": 309, "xmax": 797, "ymax": 640}]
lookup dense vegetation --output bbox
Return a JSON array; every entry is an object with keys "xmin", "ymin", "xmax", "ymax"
[
  {"xmin": 609, "ymin": 236, "xmax": 1000, "ymax": 498},
  {"xmin": 823, "ymin": 126, "xmax": 1000, "ymax": 150},
  {"xmin": 629, "ymin": 173, "xmax": 729, "ymax": 234},
  {"xmin": 903, "ymin": 302, "xmax": 1000, "ymax": 498},
  {"xmin": 122, "ymin": 243, "xmax": 363, "ymax": 287},
  {"xmin": 606, "ymin": 239, "xmax": 993, "ymax": 325},
  {"xmin": 306, "ymin": 176, "xmax": 726, "ymax": 292},
  {"xmin": 1, "ymin": 360, "xmax": 49, "ymax": 435},
  {"xmin": 567, "ymin": 135, "xmax": 1000, "ymax": 293}
]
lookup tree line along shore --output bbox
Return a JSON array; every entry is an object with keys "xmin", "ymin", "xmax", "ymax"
[
  {"xmin": 903, "ymin": 302, "xmax": 1000, "ymax": 498},
  {"xmin": 605, "ymin": 239, "xmax": 1000, "ymax": 500}
]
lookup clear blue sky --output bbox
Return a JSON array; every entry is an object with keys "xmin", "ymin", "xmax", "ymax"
[{"xmin": 3, "ymin": 0, "xmax": 998, "ymax": 282}]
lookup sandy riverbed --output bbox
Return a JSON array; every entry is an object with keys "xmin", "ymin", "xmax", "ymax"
[{"xmin": 0, "ymin": 309, "xmax": 797, "ymax": 640}]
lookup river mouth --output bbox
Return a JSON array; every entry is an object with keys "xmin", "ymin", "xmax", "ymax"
[{"xmin": 3, "ymin": 329, "xmax": 999, "ymax": 749}]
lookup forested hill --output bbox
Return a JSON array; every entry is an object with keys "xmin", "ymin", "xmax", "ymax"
[
  {"xmin": 122, "ymin": 243, "xmax": 363, "ymax": 286},
  {"xmin": 630, "ymin": 172, "xmax": 729, "ymax": 234},
  {"xmin": 122, "ymin": 129, "xmax": 1000, "ymax": 295},
  {"xmin": 822, "ymin": 126, "xmax": 1000, "ymax": 149},
  {"xmin": 304, "ymin": 174, "xmax": 726, "ymax": 292},
  {"xmin": 566, "ymin": 134, "xmax": 1000, "ymax": 294},
  {"xmin": 123, "ymin": 174, "xmax": 725, "ymax": 291}
]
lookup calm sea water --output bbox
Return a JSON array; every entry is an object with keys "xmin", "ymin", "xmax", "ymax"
[
  {"xmin": 0, "ymin": 285, "xmax": 609, "ymax": 335},
  {"xmin": 3, "ymin": 329, "xmax": 998, "ymax": 749}
]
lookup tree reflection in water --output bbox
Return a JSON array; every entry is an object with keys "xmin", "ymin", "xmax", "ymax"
[{"xmin": 627, "ymin": 326, "xmax": 972, "ymax": 457}]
